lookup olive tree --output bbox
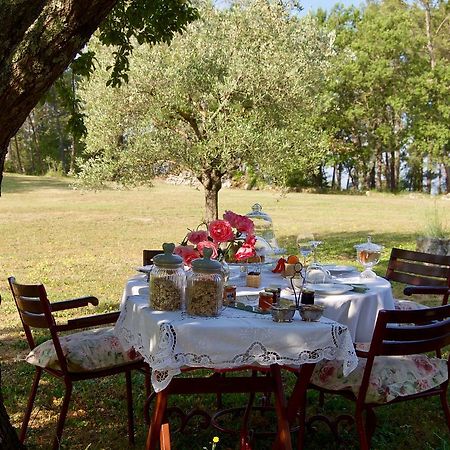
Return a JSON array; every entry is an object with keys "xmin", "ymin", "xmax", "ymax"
[{"xmin": 79, "ymin": 0, "xmax": 334, "ymax": 221}]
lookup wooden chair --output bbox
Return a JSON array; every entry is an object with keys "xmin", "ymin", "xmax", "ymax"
[
  {"xmin": 386, "ymin": 248, "xmax": 450, "ymax": 309},
  {"xmin": 159, "ymin": 423, "xmax": 171, "ymax": 450},
  {"xmin": 310, "ymin": 302, "xmax": 450, "ymax": 449},
  {"xmin": 8, "ymin": 276, "xmax": 146, "ymax": 450},
  {"xmin": 143, "ymin": 249, "xmax": 162, "ymax": 266}
]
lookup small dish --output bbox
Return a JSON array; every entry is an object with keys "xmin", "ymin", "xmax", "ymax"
[
  {"xmin": 271, "ymin": 305, "xmax": 296, "ymax": 322},
  {"xmin": 321, "ymin": 265, "xmax": 357, "ymax": 274},
  {"xmin": 299, "ymin": 304, "xmax": 324, "ymax": 322},
  {"xmin": 305, "ymin": 283, "xmax": 353, "ymax": 295}
]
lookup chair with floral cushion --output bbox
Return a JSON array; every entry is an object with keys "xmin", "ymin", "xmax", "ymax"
[
  {"xmin": 8, "ymin": 276, "xmax": 146, "ymax": 450},
  {"xmin": 310, "ymin": 303, "xmax": 450, "ymax": 449},
  {"xmin": 386, "ymin": 248, "xmax": 450, "ymax": 310}
]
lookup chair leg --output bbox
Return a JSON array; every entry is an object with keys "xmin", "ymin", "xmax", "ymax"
[
  {"xmin": 52, "ymin": 379, "xmax": 72, "ymax": 450},
  {"xmin": 125, "ymin": 370, "xmax": 135, "ymax": 445},
  {"xmin": 20, "ymin": 367, "xmax": 42, "ymax": 443},
  {"xmin": 355, "ymin": 406, "xmax": 369, "ymax": 450},
  {"xmin": 160, "ymin": 423, "xmax": 171, "ymax": 450},
  {"xmin": 146, "ymin": 389, "xmax": 168, "ymax": 450}
]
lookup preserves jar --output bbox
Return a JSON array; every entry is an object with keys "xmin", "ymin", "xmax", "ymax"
[
  {"xmin": 149, "ymin": 242, "xmax": 185, "ymax": 311},
  {"xmin": 186, "ymin": 248, "xmax": 224, "ymax": 316}
]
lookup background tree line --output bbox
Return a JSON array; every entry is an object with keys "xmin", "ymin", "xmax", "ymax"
[{"xmin": 4, "ymin": 0, "xmax": 449, "ymax": 198}]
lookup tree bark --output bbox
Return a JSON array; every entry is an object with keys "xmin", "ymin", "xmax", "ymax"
[
  {"xmin": 198, "ymin": 169, "xmax": 223, "ymax": 223},
  {"xmin": 444, "ymin": 164, "xmax": 450, "ymax": 194},
  {"xmin": 0, "ymin": 0, "xmax": 119, "ymax": 193}
]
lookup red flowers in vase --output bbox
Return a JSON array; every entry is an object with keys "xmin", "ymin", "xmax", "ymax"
[{"xmin": 175, "ymin": 210, "xmax": 257, "ymax": 266}]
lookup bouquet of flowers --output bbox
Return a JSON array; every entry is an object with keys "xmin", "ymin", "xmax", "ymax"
[{"xmin": 175, "ymin": 210, "xmax": 257, "ymax": 266}]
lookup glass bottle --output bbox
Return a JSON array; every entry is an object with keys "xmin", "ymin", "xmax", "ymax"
[
  {"xmin": 186, "ymin": 247, "xmax": 224, "ymax": 316},
  {"xmin": 149, "ymin": 242, "xmax": 186, "ymax": 311}
]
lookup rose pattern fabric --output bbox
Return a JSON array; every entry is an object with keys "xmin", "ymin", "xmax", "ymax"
[
  {"xmin": 26, "ymin": 327, "xmax": 140, "ymax": 372},
  {"xmin": 311, "ymin": 353, "xmax": 448, "ymax": 404},
  {"xmin": 394, "ymin": 298, "xmax": 428, "ymax": 311}
]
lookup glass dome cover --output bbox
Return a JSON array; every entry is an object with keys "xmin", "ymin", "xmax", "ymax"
[
  {"xmin": 246, "ymin": 203, "xmax": 279, "ymax": 251},
  {"xmin": 354, "ymin": 236, "xmax": 384, "ymax": 278}
]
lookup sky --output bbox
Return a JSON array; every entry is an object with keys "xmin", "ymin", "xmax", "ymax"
[{"xmin": 299, "ymin": 0, "xmax": 360, "ymax": 15}]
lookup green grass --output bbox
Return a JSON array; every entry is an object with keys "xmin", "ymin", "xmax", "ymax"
[{"xmin": 1, "ymin": 173, "xmax": 450, "ymax": 449}]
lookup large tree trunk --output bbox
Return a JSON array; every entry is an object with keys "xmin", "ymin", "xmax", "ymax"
[
  {"xmin": 198, "ymin": 169, "xmax": 223, "ymax": 223},
  {"xmin": 0, "ymin": 0, "xmax": 119, "ymax": 194},
  {"xmin": 0, "ymin": 367, "xmax": 25, "ymax": 449}
]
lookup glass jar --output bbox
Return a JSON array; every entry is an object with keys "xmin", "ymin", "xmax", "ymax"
[
  {"xmin": 149, "ymin": 243, "xmax": 185, "ymax": 311},
  {"xmin": 354, "ymin": 236, "xmax": 383, "ymax": 279},
  {"xmin": 186, "ymin": 248, "xmax": 224, "ymax": 316},
  {"xmin": 246, "ymin": 203, "xmax": 279, "ymax": 250}
]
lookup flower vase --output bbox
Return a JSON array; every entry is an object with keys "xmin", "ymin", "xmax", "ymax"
[{"xmin": 221, "ymin": 260, "xmax": 230, "ymax": 283}]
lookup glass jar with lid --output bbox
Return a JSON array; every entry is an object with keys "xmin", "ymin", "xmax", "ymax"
[
  {"xmin": 186, "ymin": 247, "xmax": 224, "ymax": 317},
  {"xmin": 354, "ymin": 236, "xmax": 383, "ymax": 279},
  {"xmin": 245, "ymin": 203, "xmax": 280, "ymax": 253},
  {"xmin": 149, "ymin": 242, "xmax": 186, "ymax": 311}
]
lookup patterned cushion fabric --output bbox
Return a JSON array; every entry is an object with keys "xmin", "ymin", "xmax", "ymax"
[
  {"xmin": 394, "ymin": 298, "xmax": 428, "ymax": 311},
  {"xmin": 311, "ymin": 353, "xmax": 448, "ymax": 404},
  {"xmin": 26, "ymin": 327, "xmax": 140, "ymax": 372}
]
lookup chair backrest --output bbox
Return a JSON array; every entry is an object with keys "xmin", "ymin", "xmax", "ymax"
[
  {"xmin": 386, "ymin": 248, "xmax": 450, "ymax": 304},
  {"xmin": 370, "ymin": 305, "xmax": 450, "ymax": 357},
  {"xmin": 143, "ymin": 249, "xmax": 163, "ymax": 266},
  {"xmin": 8, "ymin": 276, "xmax": 69, "ymax": 373}
]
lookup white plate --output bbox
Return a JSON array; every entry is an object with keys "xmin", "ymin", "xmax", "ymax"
[
  {"xmin": 321, "ymin": 265, "xmax": 357, "ymax": 274},
  {"xmin": 306, "ymin": 283, "xmax": 353, "ymax": 295},
  {"xmin": 136, "ymin": 265, "xmax": 153, "ymax": 274}
]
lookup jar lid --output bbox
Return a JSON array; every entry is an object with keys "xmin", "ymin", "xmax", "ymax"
[
  {"xmin": 191, "ymin": 247, "xmax": 222, "ymax": 273},
  {"xmin": 246, "ymin": 203, "xmax": 273, "ymax": 224},
  {"xmin": 354, "ymin": 236, "xmax": 383, "ymax": 252},
  {"xmin": 153, "ymin": 242, "xmax": 183, "ymax": 267}
]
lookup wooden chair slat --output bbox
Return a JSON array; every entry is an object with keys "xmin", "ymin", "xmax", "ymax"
[
  {"xmin": 20, "ymin": 310, "xmax": 49, "ymax": 328},
  {"xmin": 16, "ymin": 296, "xmax": 45, "ymax": 314},
  {"xmin": 390, "ymin": 248, "xmax": 450, "ymax": 266},
  {"xmin": 384, "ymin": 321, "xmax": 450, "ymax": 341},
  {"xmin": 143, "ymin": 249, "xmax": 162, "ymax": 266},
  {"xmin": 389, "ymin": 260, "xmax": 449, "ymax": 282}
]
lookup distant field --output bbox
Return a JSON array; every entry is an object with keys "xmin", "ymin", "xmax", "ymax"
[{"xmin": 1, "ymin": 173, "xmax": 449, "ymax": 449}]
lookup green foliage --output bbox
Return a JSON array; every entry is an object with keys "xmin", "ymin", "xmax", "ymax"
[{"xmin": 80, "ymin": 0, "xmax": 334, "ymax": 218}]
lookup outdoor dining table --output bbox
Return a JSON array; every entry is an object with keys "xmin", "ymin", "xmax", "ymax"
[{"xmin": 115, "ymin": 272, "xmax": 358, "ymax": 449}]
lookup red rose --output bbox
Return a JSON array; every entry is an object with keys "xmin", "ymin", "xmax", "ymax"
[
  {"xmin": 174, "ymin": 245, "xmax": 200, "ymax": 266},
  {"xmin": 187, "ymin": 230, "xmax": 209, "ymax": 245},
  {"xmin": 234, "ymin": 215, "xmax": 255, "ymax": 235},
  {"xmin": 235, "ymin": 243, "xmax": 256, "ymax": 261},
  {"xmin": 197, "ymin": 240, "xmax": 218, "ymax": 258},
  {"xmin": 208, "ymin": 220, "xmax": 235, "ymax": 243}
]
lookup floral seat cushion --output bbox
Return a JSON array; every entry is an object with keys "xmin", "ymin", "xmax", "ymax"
[
  {"xmin": 394, "ymin": 298, "xmax": 429, "ymax": 311},
  {"xmin": 26, "ymin": 327, "xmax": 140, "ymax": 372},
  {"xmin": 311, "ymin": 353, "xmax": 448, "ymax": 404}
]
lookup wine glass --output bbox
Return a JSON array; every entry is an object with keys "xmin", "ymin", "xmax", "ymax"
[
  {"xmin": 309, "ymin": 238, "xmax": 323, "ymax": 263},
  {"xmin": 354, "ymin": 236, "xmax": 383, "ymax": 279},
  {"xmin": 296, "ymin": 233, "xmax": 314, "ymax": 265}
]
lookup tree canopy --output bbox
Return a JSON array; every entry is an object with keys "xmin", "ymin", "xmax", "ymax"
[{"xmin": 79, "ymin": 0, "xmax": 334, "ymax": 220}]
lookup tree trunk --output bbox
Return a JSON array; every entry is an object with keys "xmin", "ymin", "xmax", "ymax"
[
  {"xmin": 0, "ymin": 0, "xmax": 119, "ymax": 194},
  {"xmin": 0, "ymin": 367, "xmax": 25, "ymax": 449},
  {"xmin": 13, "ymin": 136, "xmax": 25, "ymax": 174},
  {"xmin": 389, "ymin": 150, "xmax": 396, "ymax": 192},
  {"xmin": 27, "ymin": 114, "xmax": 42, "ymax": 174},
  {"xmin": 444, "ymin": 164, "xmax": 450, "ymax": 194},
  {"xmin": 198, "ymin": 169, "xmax": 223, "ymax": 223}
]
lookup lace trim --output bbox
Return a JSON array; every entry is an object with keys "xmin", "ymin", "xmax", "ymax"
[{"xmin": 115, "ymin": 300, "xmax": 357, "ymax": 392}]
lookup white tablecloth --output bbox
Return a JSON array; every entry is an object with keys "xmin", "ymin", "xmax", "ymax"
[
  {"xmin": 122, "ymin": 266, "xmax": 394, "ymax": 343},
  {"xmin": 116, "ymin": 290, "xmax": 357, "ymax": 392}
]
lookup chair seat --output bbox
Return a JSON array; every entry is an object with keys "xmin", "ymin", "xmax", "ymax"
[
  {"xmin": 394, "ymin": 298, "xmax": 429, "ymax": 311},
  {"xmin": 26, "ymin": 327, "xmax": 140, "ymax": 372},
  {"xmin": 311, "ymin": 353, "xmax": 448, "ymax": 404}
]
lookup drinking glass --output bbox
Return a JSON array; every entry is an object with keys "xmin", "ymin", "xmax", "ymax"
[{"xmin": 296, "ymin": 233, "xmax": 314, "ymax": 265}]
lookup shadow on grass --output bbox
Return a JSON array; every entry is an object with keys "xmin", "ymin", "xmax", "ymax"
[{"xmin": 2, "ymin": 174, "xmax": 72, "ymax": 194}]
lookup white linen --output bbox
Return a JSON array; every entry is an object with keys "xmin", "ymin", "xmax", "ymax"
[
  {"xmin": 123, "ymin": 267, "xmax": 395, "ymax": 344},
  {"xmin": 115, "ymin": 293, "xmax": 357, "ymax": 392}
]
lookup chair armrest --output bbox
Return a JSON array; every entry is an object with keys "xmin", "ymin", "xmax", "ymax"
[
  {"xmin": 403, "ymin": 286, "xmax": 450, "ymax": 297},
  {"xmin": 51, "ymin": 296, "xmax": 99, "ymax": 311},
  {"xmin": 56, "ymin": 311, "xmax": 120, "ymax": 331}
]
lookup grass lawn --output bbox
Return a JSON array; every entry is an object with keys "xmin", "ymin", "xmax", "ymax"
[{"xmin": 1, "ymin": 173, "xmax": 449, "ymax": 449}]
